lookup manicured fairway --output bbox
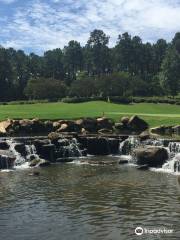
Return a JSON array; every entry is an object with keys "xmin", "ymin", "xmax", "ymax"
[{"xmin": 0, "ymin": 101, "xmax": 180, "ymax": 127}]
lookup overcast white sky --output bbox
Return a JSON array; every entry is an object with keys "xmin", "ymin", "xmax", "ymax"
[{"xmin": 0, "ymin": 0, "xmax": 180, "ymax": 54}]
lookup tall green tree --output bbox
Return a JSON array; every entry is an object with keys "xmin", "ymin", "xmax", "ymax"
[
  {"xmin": 114, "ymin": 32, "xmax": 133, "ymax": 73},
  {"xmin": 85, "ymin": 29, "xmax": 111, "ymax": 75},
  {"xmin": 160, "ymin": 47, "xmax": 180, "ymax": 96},
  {"xmin": 43, "ymin": 48, "xmax": 64, "ymax": 80},
  {"xmin": 0, "ymin": 48, "xmax": 15, "ymax": 100},
  {"xmin": 63, "ymin": 40, "xmax": 83, "ymax": 83}
]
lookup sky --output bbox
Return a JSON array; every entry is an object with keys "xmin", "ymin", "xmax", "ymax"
[{"xmin": 0, "ymin": 0, "xmax": 180, "ymax": 54}]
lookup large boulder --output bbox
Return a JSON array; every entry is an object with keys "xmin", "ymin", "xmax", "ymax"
[
  {"xmin": 29, "ymin": 158, "xmax": 51, "ymax": 167},
  {"xmin": 172, "ymin": 126, "xmax": 180, "ymax": 135},
  {"xmin": 0, "ymin": 141, "xmax": 9, "ymax": 150},
  {"xmin": 0, "ymin": 120, "xmax": 12, "ymax": 135},
  {"xmin": 0, "ymin": 150, "xmax": 15, "ymax": 169},
  {"xmin": 79, "ymin": 118, "xmax": 97, "ymax": 132},
  {"xmin": 151, "ymin": 126, "xmax": 173, "ymax": 135},
  {"xmin": 53, "ymin": 121, "xmax": 61, "ymax": 131},
  {"xmin": 37, "ymin": 144, "xmax": 55, "ymax": 162},
  {"xmin": 96, "ymin": 117, "xmax": 113, "ymax": 130},
  {"xmin": 19, "ymin": 119, "xmax": 33, "ymax": 133},
  {"xmin": 31, "ymin": 118, "xmax": 46, "ymax": 132},
  {"xmin": 121, "ymin": 117, "xmax": 130, "ymax": 126},
  {"xmin": 79, "ymin": 137, "xmax": 119, "ymax": 155},
  {"xmin": 44, "ymin": 121, "xmax": 53, "ymax": 132},
  {"xmin": 114, "ymin": 123, "xmax": 127, "ymax": 132},
  {"xmin": 134, "ymin": 146, "xmax": 168, "ymax": 167},
  {"xmin": 14, "ymin": 143, "xmax": 27, "ymax": 156},
  {"xmin": 48, "ymin": 132, "xmax": 61, "ymax": 144},
  {"xmin": 127, "ymin": 115, "xmax": 149, "ymax": 132},
  {"xmin": 57, "ymin": 121, "xmax": 81, "ymax": 133}
]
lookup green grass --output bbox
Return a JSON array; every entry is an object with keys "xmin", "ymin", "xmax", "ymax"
[{"xmin": 0, "ymin": 101, "xmax": 180, "ymax": 127}]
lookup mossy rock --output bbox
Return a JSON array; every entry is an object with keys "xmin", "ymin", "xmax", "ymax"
[{"xmin": 29, "ymin": 159, "xmax": 51, "ymax": 167}]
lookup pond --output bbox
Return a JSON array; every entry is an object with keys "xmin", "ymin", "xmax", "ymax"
[{"xmin": 0, "ymin": 157, "xmax": 180, "ymax": 240}]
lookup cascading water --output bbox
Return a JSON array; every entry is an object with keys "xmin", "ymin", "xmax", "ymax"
[
  {"xmin": 119, "ymin": 136, "xmax": 140, "ymax": 155},
  {"xmin": 1, "ymin": 136, "xmax": 180, "ymax": 173},
  {"xmin": 57, "ymin": 138, "xmax": 83, "ymax": 160},
  {"xmin": 25, "ymin": 144, "xmax": 39, "ymax": 161},
  {"xmin": 119, "ymin": 136, "xmax": 180, "ymax": 173},
  {"xmin": 162, "ymin": 142, "xmax": 180, "ymax": 173},
  {"xmin": 6, "ymin": 139, "xmax": 26, "ymax": 166},
  {"xmin": 5, "ymin": 139, "xmax": 40, "ymax": 169}
]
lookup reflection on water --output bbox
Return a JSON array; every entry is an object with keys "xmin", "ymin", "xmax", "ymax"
[{"xmin": 0, "ymin": 156, "xmax": 180, "ymax": 240}]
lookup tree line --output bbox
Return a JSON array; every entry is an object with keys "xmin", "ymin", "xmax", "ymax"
[{"xmin": 0, "ymin": 30, "xmax": 180, "ymax": 101}]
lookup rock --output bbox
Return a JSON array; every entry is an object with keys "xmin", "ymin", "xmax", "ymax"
[
  {"xmin": 98, "ymin": 128, "xmax": 113, "ymax": 135},
  {"xmin": 114, "ymin": 123, "xmax": 127, "ymax": 132},
  {"xmin": 119, "ymin": 160, "xmax": 129, "ymax": 164},
  {"xmin": 57, "ymin": 122, "xmax": 81, "ymax": 133},
  {"xmin": 48, "ymin": 132, "xmax": 61, "ymax": 143},
  {"xmin": 57, "ymin": 138, "xmax": 70, "ymax": 147},
  {"xmin": 53, "ymin": 121, "xmax": 61, "ymax": 131},
  {"xmin": 81, "ymin": 137, "xmax": 119, "ymax": 155},
  {"xmin": 172, "ymin": 125, "xmax": 180, "ymax": 135},
  {"xmin": 81, "ymin": 128, "xmax": 88, "ymax": 135},
  {"xmin": 14, "ymin": 143, "xmax": 27, "ymax": 156},
  {"xmin": 31, "ymin": 118, "xmax": 45, "ymax": 132},
  {"xmin": 56, "ymin": 158, "xmax": 74, "ymax": 163},
  {"xmin": 151, "ymin": 126, "xmax": 173, "ymax": 135},
  {"xmin": 19, "ymin": 119, "xmax": 32, "ymax": 132},
  {"xmin": 81, "ymin": 149, "xmax": 88, "ymax": 156},
  {"xmin": 38, "ymin": 159, "xmax": 51, "ymax": 167},
  {"xmin": 121, "ymin": 117, "xmax": 129, "ymax": 125},
  {"xmin": 29, "ymin": 159, "xmax": 40, "ymax": 167},
  {"xmin": 44, "ymin": 121, "xmax": 53, "ymax": 132},
  {"xmin": 96, "ymin": 117, "xmax": 113, "ymax": 130},
  {"xmin": 38, "ymin": 144, "xmax": 55, "ymax": 162},
  {"xmin": 81, "ymin": 118, "xmax": 97, "ymax": 132},
  {"xmin": 136, "ymin": 165, "xmax": 149, "ymax": 170},
  {"xmin": 127, "ymin": 115, "xmax": 149, "ymax": 132},
  {"xmin": 75, "ymin": 119, "xmax": 84, "ymax": 127},
  {"xmin": 0, "ymin": 141, "xmax": 9, "ymax": 150},
  {"xmin": 80, "ymin": 159, "xmax": 117, "ymax": 165},
  {"xmin": 139, "ymin": 131, "xmax": 150, "ymax": 141},
  {"xmin": 34, "ymin": 139, "xmax": 50, "ymax": 150},
  {"xmin": 28, "ymin": 171, "xmax": 40, "ymax": 176},
  {"xmin": 0, "ymin": 120, "xmax": 12, "ymax": 134},
  {"xmin": 134, "ymin": 146, "xmax": 168, "ymax": 167},
  {"xmin": 108, "ymin": 138, "xmax": 120, "ymax": 154},
  {"xmin": 0, "ymin": 150, "xmax": 15, "ymax": 169},
  {"xmin": 57, "ymin": 123, "xmax": 69, "ymax": 132},
  {"xmin": 29, "ymin": 158, "xmax": 51, "ymax": 167}
]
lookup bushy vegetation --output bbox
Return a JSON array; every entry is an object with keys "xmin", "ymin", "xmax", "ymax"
[{"xmin": 0, "ymin": 30, "xmax": 179, "ymax": 101}]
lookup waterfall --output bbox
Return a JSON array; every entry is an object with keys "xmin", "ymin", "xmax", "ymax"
[
  {"xmin": 26, "ymin": 144, "xmax": 39, "ymax": 161},
  {"xmin": 6, "ymin": 139, "xmax": 26, "ymax": 166},
  {"xmin": 58, "ymin": 138, "xmax": 82, "ymax": 159},
  {"xmin": 119, "ymin": 137, "xmax": 180, "ymax": 173},
  {"xmin": 119, "ymin": 136, "xmax": 140, "ymax": 155},
  {"xmin": 162, "ymin": 142, "xmax": 180, "ymax": 173},
  {"xmin": 162, "ymin": 154, "xmax": 180, "ymax": 173},
  {"xmin": 168, "ymin": 142, "xmax": 180, "ymax": 155},
  {"xmin": 6, "ymin": 139, "xmax": 41, "ymax": 169}
]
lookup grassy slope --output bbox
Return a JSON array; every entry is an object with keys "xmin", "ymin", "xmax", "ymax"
[{"xmin": 0, "ymin": 101, "xmax": 179, "ymax": 127}]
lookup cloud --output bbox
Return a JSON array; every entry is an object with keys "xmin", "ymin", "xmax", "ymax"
[
  {"xmin": 0, "ymin": 0, "xmax": 16, "ymax": 3},
  {"xmin": 0, "ymin": 0, "xmax": 180, "ymax": 53}
]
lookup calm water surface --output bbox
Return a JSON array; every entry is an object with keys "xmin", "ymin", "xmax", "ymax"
[{"xmin": 0, "ymin": 156, "xmax": 180, "ymax": 240}]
